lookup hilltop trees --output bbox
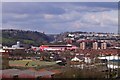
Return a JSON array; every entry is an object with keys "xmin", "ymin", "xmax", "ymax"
[{"xmin": 2, "ymin": 29, "xmax": 53, "ymax": 46}]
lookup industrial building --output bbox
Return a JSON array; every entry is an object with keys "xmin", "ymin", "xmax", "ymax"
[{"xmin": 40, "ymin": 44, "xmax": 78, "ymax": 51}]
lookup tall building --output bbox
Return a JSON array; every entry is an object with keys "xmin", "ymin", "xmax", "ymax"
[
  {"xmin": 93, "ymin": 42, "xmax": 98, "ymax": 49},
  {"xmin": 80, "ymin": 42, "xmax": 86, "ymax": 50},
  {"xmin": 101, "ymin": 42, "xmax": 107, "ymax": 49}
]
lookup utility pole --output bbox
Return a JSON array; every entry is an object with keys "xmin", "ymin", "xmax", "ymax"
[
  {"xmin": 117, "ymin": 49, "xmax": 120, "ymax": 78},
  {"xmin": 116, "ymin": 28, "xmax": 120, "ymax": 78}
]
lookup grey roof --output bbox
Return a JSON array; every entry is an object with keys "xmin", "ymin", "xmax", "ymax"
[
  {"xmin": 37, "ymin": 71, "xmax": 55, "ymax": 76},
  {"xmin": 19, "ymin": 70, "xmax": 36, "ymax": 76},
  {"xmin": 2, "ymin": 69, "xmax": 21, "ymax": 76},
  {"xmin": 20, "ymin": 70, "xmax": 55, "ymax": 77},
  {"xmin": 2, "ymin": 69, "xmax": 55, "ymax": 77}
]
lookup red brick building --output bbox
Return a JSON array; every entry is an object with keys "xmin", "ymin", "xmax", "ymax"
[{"xmin": 0, "ymin": 49, "xmax": 9, "ymax": 69}]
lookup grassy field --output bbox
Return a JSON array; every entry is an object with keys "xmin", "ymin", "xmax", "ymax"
[{"xmin": 9, "ymin": 60, "xmax": 56, "ymax": 67}]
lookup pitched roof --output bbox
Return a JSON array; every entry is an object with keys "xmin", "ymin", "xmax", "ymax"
[{"xmin": 71, "ymin": 56, "xmax": 83, "ymax": 62}]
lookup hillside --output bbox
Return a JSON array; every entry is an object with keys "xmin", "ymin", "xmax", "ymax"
[{"xmin": 2, "ymin": 29, "xmax": 54, "ymax": 46}]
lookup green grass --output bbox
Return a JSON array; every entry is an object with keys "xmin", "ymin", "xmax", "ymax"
[
  {"xmin": 23, "ymin": 40, "xmax": 35, "ymax": 44},
  {"xmin": 9, "ymin": 60, "xmax": 56, "ymax": 67}
]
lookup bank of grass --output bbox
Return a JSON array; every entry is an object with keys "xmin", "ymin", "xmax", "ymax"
[{"xmin": 9, "ymin": 60, "xmax": 56, "ymax": 68}]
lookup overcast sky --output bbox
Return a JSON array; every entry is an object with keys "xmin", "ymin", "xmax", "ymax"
[{"xmin": 2, "ymin": 2, "xmax": 118, "ymax": 34}]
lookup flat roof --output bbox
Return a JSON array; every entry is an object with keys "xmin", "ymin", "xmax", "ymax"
[{"xmin": 41, "ymin": 45, "xmax": 72, "ymax": 47}]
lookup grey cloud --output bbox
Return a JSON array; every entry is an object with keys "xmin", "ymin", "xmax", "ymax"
[
  {"xmin": 2, "ymin": 2, "xmax": 118, "ymax": 34},
  {"xmin": 71, "ymin": 2, "xmax": 118, "ymax": 9},
  {"xmin": 2, "ymin": 2, "xmax": 65, "ymax": 15}
]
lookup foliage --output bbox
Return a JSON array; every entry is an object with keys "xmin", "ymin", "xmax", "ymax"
[{"xmin": 2, "ymin": 29, "xmax": 53, "ymax": 46}]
